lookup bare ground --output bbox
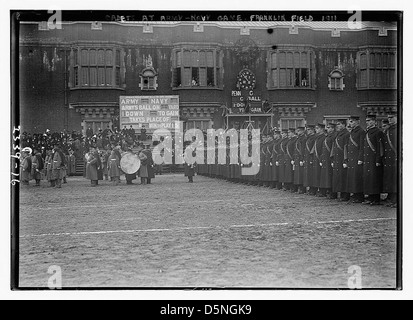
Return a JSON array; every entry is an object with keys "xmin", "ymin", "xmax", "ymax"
[{"xmin": 18, "ymin": 174, "xmax": 397, "ymax": 289}]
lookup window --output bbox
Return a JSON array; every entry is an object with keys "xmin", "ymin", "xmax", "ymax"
[
  {"xmin": 280, "ymin": 118, "xmax": 305, "ymax": 130},
  {"xmin": 140, "ymin": 68, "xmax": 158, "ymax": 90},
  {"xmin": 172, "ymin": 48, "xmax": 222, "ymax": 88},
  {"xmin": 269, "ymin": 50, "xmax": 314, "ymax": 89},
  {"xmin": 72, "ymin": 47, "xmax": 121, "ymax": 88},
  {"xmin": 185, "ymin": 120, "xmax": 212, "ymax": 131},
  {"xmin": 328, "ymin": 69, "xmax": 345, "ymax": 91},
  {"xmin": 358, "ymin": 51, "xmax": 396, "ymax": 89}
]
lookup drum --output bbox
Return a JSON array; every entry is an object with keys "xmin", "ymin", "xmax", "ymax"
[{"xmin": 120, "ymin": 152, "xmax": 141, "ymax": 174}]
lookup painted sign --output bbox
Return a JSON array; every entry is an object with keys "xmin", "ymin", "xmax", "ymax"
[{"xmin": 120, "ymin": 95, "xmax": 180, "ymax": 130}]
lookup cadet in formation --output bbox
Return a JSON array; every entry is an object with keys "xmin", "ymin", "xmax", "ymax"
[{"xmin": 196, "ymin": 112, "xmax": 398, "ymax": 207}]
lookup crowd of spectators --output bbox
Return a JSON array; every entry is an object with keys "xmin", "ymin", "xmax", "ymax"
[{"xmin": 20, "ymin": 125, "xmax": 151, "ymax": 159}]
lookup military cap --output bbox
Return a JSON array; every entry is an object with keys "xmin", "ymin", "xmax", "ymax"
[
  {"xmin": 297, "ymin": 126, "xmax": 305, "ymax": 130},
  {"xmin": 306, "ymin": 124, "xmax": 315, "ymax": 129},
  {"xmin": 336, "ymin": 119, "xmax": 348, "ymax": 124},
  {"xmin": 22, "ymin": 147, "xmax": 32, "ymax": 154},
  {"xmin": 387, "ymin": 111, "xmax": 397, "ymax": 117},
  {"xmin": 349, "ymin": 115, "xmax": 360, "ymax": 121},
  {"xmin": 366, "ymin": 114, "xmax": 377, "ymax": 121},
  {"xmin": 316, "ymin": 123, "xmax": 326, "ymax": 128}
]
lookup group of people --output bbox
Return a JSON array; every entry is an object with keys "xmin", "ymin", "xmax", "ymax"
[
  {"xmin": 20, "ymin": 144, "xmax": 70, "ymax": 188},
  {"xmin": 84, "ymin": 143, "xmax": 156, "ymax": 187},
  {"xmin": 196, "ymin": 112, "xmax": 398, "ymax": 207},
  {"xmin": 20, "ymin": 124, "xmax": 151, "ymax": 164}
]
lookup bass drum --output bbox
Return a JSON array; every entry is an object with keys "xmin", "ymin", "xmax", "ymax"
[{"xmin": 120, "ymin": 152, "xmax": 141, "ymax": 174}]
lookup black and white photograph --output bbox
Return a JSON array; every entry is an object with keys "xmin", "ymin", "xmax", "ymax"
[{"xmin": 4, "ymin": 1, "xmax": 410, "ymax": 300}]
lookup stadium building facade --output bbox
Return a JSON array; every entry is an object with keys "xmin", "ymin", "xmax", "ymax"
[{"xmin": 18, "ymin": 20, "xmax": 398, "ymax": 135}]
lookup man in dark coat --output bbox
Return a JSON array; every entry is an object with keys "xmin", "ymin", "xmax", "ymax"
[
  {"xmin": 285, "ymin": 128, "xmax": 297, "ymax": 192},
  {"xmin": 86, "ymin": 126, "xmax": 94, "ymax": 138},
  {"xmin": 303, "ymin": 125, "xmax": 317, "ymax": 195},
  {"xmin": 382, "ymin": 111, "xmax": 397, "ymax": 207},
  {"xmin": 320, "ymin": 123, "xmax": 336, "ymax": 198},
  {"xmin": 271, "ymin": 129, "xmax": 282, "ymax": 189},
  {"xmin": 362, "ymin": 114, "xmax": 385, "ymax": 205},
  {"xmin": 141, "ymin": 145, "xmax": 155, "ymax": 184},
  {"xmin": 140, "ymin": 126, "xmax": 147, "ymax": 141},
  {"xmin": 331, "ymin": 119, "xmax": 350, "ymax": 201},
  {"xmin": 31, "ymin": 148, "xmax": 44, "ymax": 186},
  {"xmin": 345, "ymin": 116, "xmax": 366, "ymax": 203},
  {"xmin": 293, "ymin": 126, "xmax": 306, "ymax": 194},
  {"xmin": 278, "ymin": 129, "xmax": 289, "ymax": 190},
  {"xmin": 183, "ymin": 141, "xmax": 196, "ymax": 183},
  {"xmin": 313, "ymin": 123, "xmax": 326, "ymax": 196}
]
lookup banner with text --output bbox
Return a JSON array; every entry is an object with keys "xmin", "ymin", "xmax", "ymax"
[{"xmin": 120, "ymin": 95, "xmax": 180, "ymax": 131}]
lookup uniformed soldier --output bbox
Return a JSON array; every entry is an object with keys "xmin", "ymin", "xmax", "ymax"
[
  {"xmin": 331, "ymin": 119, "xmax": 350, "ymax": 201},
  {"xmin": 31, "ymin": 147, "xmax": 44, "ymax": 187},
  {"xmin": 362, "ymin": 114, "xmax": 385, "ymax": 205},
  {"xmin": 303, "ymin": 125, "xmax": 317, "ymax": 195},
  {"xmin": 381, "ymin": 119, "xmax": 390, "ymax": 132},
  {"xmin": 346, "ymin": 115, "xmax": 366, "ymax": 203},
  {"xmin": 293, "ymin": 126, "xmax": 306, "ymax": 194},
  {"xmin": 313, "ymin": 123, "xmax": 326, "ymax": 197},
  {"xmin": 382, "ymin": 111, "xmax": 397, "ymax": 207},
  {"xmin": 263, "ymin": 135, "xmax": 274, "ymax": 187},
  {"xmin": 286, "ymin": 128, "xmax": 297, "ymax": 192},
  {"xmin": 320, "ymin": 123, "xmax": 336, "ymax": 198},
  {"xmin": 278, "ymin": 129, "xmax": 289, "ymax": 190},
  {"xmin": 271, "ymin": 129, "xmax": 282, "ymax": 189}
]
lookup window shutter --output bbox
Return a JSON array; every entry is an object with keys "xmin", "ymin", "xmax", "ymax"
[
  {"xmin": 98, "ymin": 49, "xmax": 105, "ymax": 65},
  {"xmin": 81, "ymin": 49, "xmax": 89, "ymax": 66},
  {"xmin": 206, "ymin": 51, "xmax": 213, "ymax": 67},
  {"xmin": 90, "ymin": 68, "xmax": 97, "ymax": 86},
  {"xmin": 191, "ymin": 51, "xmax": 198, "ymax": 67},
  {"xmin": 300, "ymin": 52, "xmax": 307, "ymax": 68},
  {"xmin": 294, "ymin": 52, "xmax": 300, "ymax": 68},
  {"xmin": 120, "ymin": 49, "xmax": 126, "ymax": 88},
  {"xmin": 271, "ymin": 52, "xmax": 277, "ymax": 68},
  {"xmin": 68, "ymin": 49, "xmax": 74, "ymax": 88},
  {"xmin": 286, "ymin": 52, "xmax": 293, "ymax": 68},
  {"xmin": 106, "ymin": 50, "xmax": 113, "ymax": 66}
]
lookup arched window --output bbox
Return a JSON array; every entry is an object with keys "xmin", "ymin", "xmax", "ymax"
[
  {"xmin": 328, "ymin": 69, "xmax": 345, "ymax": 91},
  {"xmin": 139, "ymin": 67, "xmax": 158, "ymax": 91}
]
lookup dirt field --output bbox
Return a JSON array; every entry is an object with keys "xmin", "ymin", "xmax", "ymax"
[{"xmin": 17, "ymin": 174, "xmax": 398, "ymax": 289}]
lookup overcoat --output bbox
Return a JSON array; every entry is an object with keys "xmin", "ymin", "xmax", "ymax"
[
  {"xmin": 85, "ymin": 154, "xmax": 98, "ymax": 181},
  {"xmin": 271, "ymin": 138, "xmax": 282, "ymax": 182},
  {"xmin": 108, "ymin": 150, "xmax": 121, "ymax": 178},
  {"xmin": 285, "ymin": 137, "xmax": 296, "ymax": 183},
  {"xmin": 31, "ymin": 153, "xmax": 44, "ymax": 180},
  {"xmin": 320, "ymin": 133, "xmax": 335, "ymax": 189},
  {"xmin": 312, "ymin": 133, "xmax": 325, "ymax": 188},
  {"xmin": 51, "ymin": 151, "xmax": 65, "ymax": 180},
  {"xmin": 140, "ymin": 149, "xmax": 155, "ymax": 179},
  {"xmin": 303, "ymin": 134, "xmax": 316, "ymax": 187},
  {"xmin": 20, "ymin": 155, "xmax": 32, "ymax": 182},
  {"xmin": 346, "ymin": 126, "xmax": 366, "ymax": 193},
  {"xmin": 293, "ymin": 134, "xmax": 306, "ymax": 185},
  {"xmin": 363, "ymin": 126, "xmax": 385, "ymax": 195},
  {"xmin": 278, "ymin": 137, "xmax": 288, "ymax": 183},
  {"xmin": 383, "ymin": 124, "xmax": 397, "ymax": 193},
  {"xmin": 331, "ymin": 129, "xmax": 350, "ymax": 193}
]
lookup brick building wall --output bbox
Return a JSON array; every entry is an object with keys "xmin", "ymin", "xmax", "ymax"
[{"xmin": 18, "ymin": 21, "xmax": 398, "ymax": 135}]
